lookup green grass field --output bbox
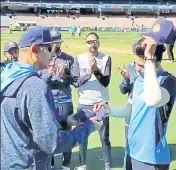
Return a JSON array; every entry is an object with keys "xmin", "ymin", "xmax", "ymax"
[{"xmin": 1, "ymin": 32, "xmax": 176, "ymax": 170}]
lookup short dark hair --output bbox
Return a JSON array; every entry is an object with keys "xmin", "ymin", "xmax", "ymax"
[{"xmin": 86, "ymin": 32, "xmax": 99, "ymax": 39}]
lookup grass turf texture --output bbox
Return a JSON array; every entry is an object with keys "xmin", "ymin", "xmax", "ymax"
[{"xmin": 1, "ymin": 32, "xmax": 176, "ymax": 170}]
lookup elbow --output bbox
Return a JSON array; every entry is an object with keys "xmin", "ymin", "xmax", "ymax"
[
  {"xmin": 102, "ymin": 79, "xmax": 110, "ymax": 87},
  {"xmin": 145, "ymin": 98, "xmax": 161, "ymax": 107},
  {"xmin": 120, "ymin": 88, "xmax": 128, "ymax": 95},
  {"xmin": 103, "ymin": 83, "xmax": 109, "ymax": 88},
  {"xmin": 145, "ymin": 92, "xmax": 162, "ymax": 107},
  {"xmin": 144, "ymin": 87, "xmax": 170, "ymax": 107}
]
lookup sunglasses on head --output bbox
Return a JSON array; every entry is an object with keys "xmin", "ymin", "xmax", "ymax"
[{"xmin": 86, "ymin": 40, "xmax": 99, "ymax": 45}]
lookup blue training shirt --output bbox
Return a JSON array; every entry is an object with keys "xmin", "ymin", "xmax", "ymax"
[{"xmin": 127, "ymin": 71, "xmax": 176, "ymax": 164}]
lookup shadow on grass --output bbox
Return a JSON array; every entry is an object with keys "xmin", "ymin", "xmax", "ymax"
[
  {"xmin": 170, "ymin": 144, "xmax": 176, "ymax": 162},
  {"xmin": 55, "ymin": 146, "xmax": 125, "ymax": 169}
]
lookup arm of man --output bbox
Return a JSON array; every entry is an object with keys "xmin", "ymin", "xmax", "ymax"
[
  {"xmin": 21, "ymin": 78, "xmax": 96, "ymax": 154},
  {"xmin": 94, "ymin": 56, "xmax": 111, "ymax": 87},
  {"xmin": 110, "ymin": 97, "xmax": 132, "ymax": 118},
  {"xmin": 71, "ymin": 56, "xmax": 91, "ymax": 88},
  {"xmin": 143, "ymin": 61, "xmax": 170, "ymax": 107},
  {"xmin": 119, "ymin": 79, "xmax": 131, "ymax": 94},
  {"xmin": 119, "ymin": 63, "xmax": 137, "ymax": 94}
]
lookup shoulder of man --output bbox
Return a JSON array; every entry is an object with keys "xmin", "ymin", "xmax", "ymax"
[
  {"xmin": 21, "ymin": 76, "xmax": 49, "ymax": 95},
  {"xmin": 2, "ymin": 75, "xmax": 45, "ymax": 99},
  {"xmin": 98, "ymin": 52, "xmax": 111, "ymax": 59},
  {"xmin": 61, "ymin": 52, "xmax": 74, "ymax": 61},
  {"xmin": 76, "ymin": 52, "xmax": 88, "ymax": 63},
  {"xmin": 0, "ymin": 61, "xmax": 7, "ymax": 68},
  {"xmin": 127, "ymin": 62, "xmax": 137, "ymax": 83},
  {"xmin": 77, "ymin": 52, "xmax": 87, "ymax": 58}
]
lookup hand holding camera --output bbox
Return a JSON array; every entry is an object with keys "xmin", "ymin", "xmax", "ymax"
[{"xmin": 118, "ymin": 66, "xmax": 129, "ymax": 79}]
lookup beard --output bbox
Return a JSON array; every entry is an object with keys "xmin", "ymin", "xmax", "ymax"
[
  {"xmin": 11, "ymin": 56, "xmax": 18, "ymax": 61},
  {"xmin": 89, "ymin": 46, "xmax": 98, "ymax": 53}
]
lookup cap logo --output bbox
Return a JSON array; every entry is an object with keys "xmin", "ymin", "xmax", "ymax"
[
  {"xmin": 152, "ymin": 24, "xmax": 160, "ymax": 33},
  {"xmin": 9, "ymin": 41, "xmax": 15, "ymax": 46}
]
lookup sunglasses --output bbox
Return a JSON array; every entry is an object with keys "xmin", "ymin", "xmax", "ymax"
[
  {"xmin": 86, "ymin": 40, "xmax": 99, "ymax": 45},
  {"xmin": 38, "ymin": 44, "xmax": 52, "ymax": 52}
]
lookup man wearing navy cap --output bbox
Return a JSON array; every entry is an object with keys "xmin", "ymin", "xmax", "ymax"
[
  {"xmin": 1, "ymin": 26, "xmax": 101, "ymax": 170},
  {"xmin": 143, "ymin": 19, "xmax": 176, "ymax": 63},
  {"xmin": 124, "ymin": 19, "xmax": 176, "ymax": 170},
  {"xmin": 1, "ymin": 41, "xmax": 19, "ymax": 72},
  {"xmin": 38, "ymin": 30, "xmax": 74, "ymax": 170}
]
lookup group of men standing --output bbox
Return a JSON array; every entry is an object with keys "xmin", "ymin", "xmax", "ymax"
[{"xmin": 1, "ymin": 19, "xmax": 176, "ymax": 170}]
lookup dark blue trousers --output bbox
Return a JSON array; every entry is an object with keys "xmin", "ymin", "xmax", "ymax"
[
  {"xmin": 125, "ymin": 155, "xmax": 170, "ymax": 170},
  {"xmin": 76, "ymin": 104, "xmax": 112, "ymax": 168}
]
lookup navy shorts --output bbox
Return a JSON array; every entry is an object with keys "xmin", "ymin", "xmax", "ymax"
[{"xmin": 126, "ymin": 155, "xmax": 170, "ymax": 170}]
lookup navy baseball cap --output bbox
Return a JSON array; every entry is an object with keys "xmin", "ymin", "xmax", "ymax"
[
  {"xmin": 142, "ymin": 19, "xmax": 176, "ymax": 45},
  {"xmin": 19, "ymin": 26, "xmax": 61, "ymax": 48},
  {"xmin": 4, "ymin": 41, "xmax": 19, "ymax": 52},
  {"xmin": 50, "ymin": 30, "xmax": 63, "ymax": 42}
]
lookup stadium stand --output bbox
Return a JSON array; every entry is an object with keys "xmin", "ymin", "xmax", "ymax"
[
  {"xmin": 1, "ymin": 0, "xmax": 176, "ymax": 33},
  {"xmin": 7, "ymin": 14, "xmax": 175, "ymax": 28},
  {"xmin": 1, "ymin": 15, "xmax": 15, "ymax": 27}
]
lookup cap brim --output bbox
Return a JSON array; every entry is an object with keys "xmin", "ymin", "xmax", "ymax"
[
  {"xmin": 142, "ymin": 32, "xmax": 163, "ymax": 45},
  {"xmin": 40, "ymin": 39, "xmax": 63, "ymax": 45},
  {"xmin": 4, "ymin": 45, "xmax": 19, "ymax": 52}
]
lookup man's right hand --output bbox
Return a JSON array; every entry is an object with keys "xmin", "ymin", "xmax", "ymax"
[
  {"xmin": 93, "ymin": 102, "xmax": 111, "ymax": 114},
  {"xmin": 118, "ymin": 66, "xmax": 129, "ymax": 79},
  {"xmin": 88, "ymin": 57, "xmax": 96, "ymax": 75},
  {"xmin": 48, "ymin": 59, "xmax": 56, "ymax": 73}
]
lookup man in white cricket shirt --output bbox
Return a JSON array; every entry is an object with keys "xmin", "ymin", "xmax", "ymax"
[{"xmin": 71, "ymin": 32, "xmax": 112, "ymax": 170}]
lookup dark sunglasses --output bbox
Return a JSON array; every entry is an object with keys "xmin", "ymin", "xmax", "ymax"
[
  {"xmin": 86, "ymin": 40, "xmax": 99, "ymax": 45},
  {"xmin": 38, "ymin": 44, "xmax": 52, "ymax": 52}
]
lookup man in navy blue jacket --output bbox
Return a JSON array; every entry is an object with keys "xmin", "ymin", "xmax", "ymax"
[{"xmin": 1, "ymin": 26, "xmax": 100, "ymax": 170}]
